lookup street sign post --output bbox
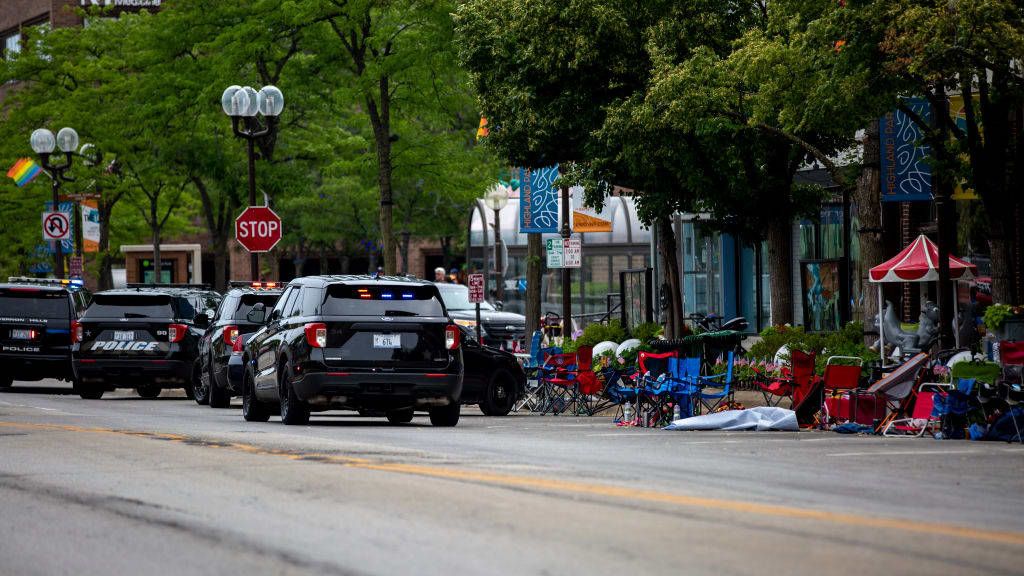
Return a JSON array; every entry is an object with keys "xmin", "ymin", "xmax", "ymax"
[
  {"xmin": 468, "ymin": 273, "xmax": 485, "ymax": 343},
  {"xmin": 235, "ymin": 206, "xmax": 282, "ymax": 253},
  {"xmin": 42, "ymin": 211, "xmax": 71, "ymax": 242},
  {"xmin": 545, "ymin": 238, "xmax": 563, "ymax": 268}
]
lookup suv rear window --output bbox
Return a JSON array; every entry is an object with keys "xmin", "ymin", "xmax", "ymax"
[
  {"xmin": 85, "ymin": 294, "xmax": 174, "ymax": 319},
  {"xmin": 233, "ymin": 293, "xmax": 281, "ymax": 320},
  {"xmin": 322, "ymin": 285, "xmax": 444, "ymax": 317},
  {"xmin": 0, "ymin": 289, "xmax": 68, "ymax": 319}
]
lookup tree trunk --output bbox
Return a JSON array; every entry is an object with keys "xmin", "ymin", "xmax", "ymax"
[
  {"xmin": 151, "ymin": 200, "xmax": 161, "ymax": 285},
  {"xmin": 766, "ymin": 218, "xmax": 793, "ymax": 325},
  {"xmin": 98, "ymin": 198, "xmax": 114, "ymax": 291},
  {"xmin": 368, "ymin": 76, "xmax": 396, "ymax": 276},
  {"xmin": 657, "ymin": 215, "xmax": 683, "ymax": 339},
  {"xmin": 211, "ymin": 237, "xmax": 228, "ymax": 292},
  {"xmin": 856, "ymin": 118, "xmax": 885, "ymax": 342},
  {"xmin": 524, "ymin": 234, "xmax": 543, "ymax": 353},
  {"xmin": 400, "ymin": 233, "xmax": 411, "ymax": 275}
]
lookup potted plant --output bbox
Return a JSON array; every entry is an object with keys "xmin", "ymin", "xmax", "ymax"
[{"xmin": 983, "ymin": 304, "xmax": 1024, "ymax": 342}]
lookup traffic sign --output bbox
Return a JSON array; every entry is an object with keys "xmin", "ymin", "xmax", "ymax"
[
  {"xmin": 468, "ymin": 274, "xmax": 485, "ymax": 303},
  {"xmin": 564, "ymin": 237, "xmax": 581, "ymax": 268},
  {"xmin": 545, "ymin": 238, "xmax": 563, "ymax": 268},
  {"xmin": 546, "ymin": 237, "xmax": 581, "ymax": 268},
  {"xmin": 69, "ymin": 257, "xmax": 83, "ymax": 278},
  {"xmin": 235, "ymin": 206, "xmax": 282, "ymax": 253},
  {"xmin": 42, "ymin": 211, "xmax": 71, "ymax": 241}
]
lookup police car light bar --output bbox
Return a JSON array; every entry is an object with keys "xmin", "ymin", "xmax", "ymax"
[
  {"xmin": 7, "ymin": 276, "xmax": 84, "ymax": 287},
  {"xmin": 126, "ymin": 283, "xmax": 212, "ymax": 289},
  {"xmin": 228, "ymin": 281, "xmax": 280, "ymax": 289}
]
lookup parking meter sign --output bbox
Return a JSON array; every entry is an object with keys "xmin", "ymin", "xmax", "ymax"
[
  {"xmin": 546, "ymin": 238, "xmax": 564, "ymax": 268},
  {"xmin": 468, "ymin": 274, "xmax": 485, "ymax": 303},
  {"xmin": 563, "ymin": 237, "xmax": 581, "ymax": 268}
]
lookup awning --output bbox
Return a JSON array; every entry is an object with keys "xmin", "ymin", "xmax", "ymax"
[{"xmin": 869, "ymin": 234, "xmax": 977, "ymax": 283}]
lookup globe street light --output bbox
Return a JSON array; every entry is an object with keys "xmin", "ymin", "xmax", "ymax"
[
  {"xmin": 31, "ymin": 127, "xmax": 82, "ymax": 277},
  {"xmin": 483, "ymin": 183, "xmax": 510, "ymax": 302},
  {"xmin": 221, "ymin": 85, "xmax": 285, "ymax": 280}
]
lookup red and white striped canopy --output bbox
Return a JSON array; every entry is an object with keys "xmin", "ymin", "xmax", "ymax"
[{"xmin": 869, "ymin": 234, "xmax": 977, "ymax": 283}]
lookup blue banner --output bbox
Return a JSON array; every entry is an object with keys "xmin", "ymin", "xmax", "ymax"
[
  {"xmin": 518, "ymin": 165, "xmax": 559, "ymax": 233},
  {"xmin": 880, "ymin": 98, "xmax": 933, "ymax": 202},
  {"xmin": 44, "ymin": 201, "xmax": 75, "ymax": 254}
]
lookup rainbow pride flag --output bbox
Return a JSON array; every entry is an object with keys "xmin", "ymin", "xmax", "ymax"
[{"xmin": 7, "ymin": 158, "xmax": 43, "ymax": 187}]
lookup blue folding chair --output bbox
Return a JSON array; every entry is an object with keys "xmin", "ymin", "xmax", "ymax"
[
  {"xmin": 666, "ymin": 356, "xmax": 702, "ymax": 419},
  {"xmin": 515, "ymin": 332, "xmax": 561, "ymax": 412},
  {"xmin": 695, "ymin": 351, "xmax": 736, "ymax": 413},
  {"xmin": 933, "ymin": 377, "xmax": 978, "ymax": 439}
]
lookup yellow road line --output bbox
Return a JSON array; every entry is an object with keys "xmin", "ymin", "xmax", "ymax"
[{"xmin": 3, "ymin": 420, "xmax": 1022, "ymax": 547}]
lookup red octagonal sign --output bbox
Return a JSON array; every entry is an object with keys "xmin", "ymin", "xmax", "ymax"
[{"xmin": 235, "ymin": 206, "xmax": 282, "ymax": 253}]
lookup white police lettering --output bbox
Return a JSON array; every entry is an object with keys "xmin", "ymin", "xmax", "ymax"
[{"xmin": 90, "ymin": 341, "xmax": 160, "ymax": 352}]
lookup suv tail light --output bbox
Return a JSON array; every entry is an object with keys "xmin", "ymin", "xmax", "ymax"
[
  {"xmin": 232, "ymin": 335, "xmax": 244, "ymax": 354},
  {"xmin": 305, "ymin": 323, "xmax": 327, "ymax": 348},
  {"xmin": 445, "ymin": 325, "xmax": 460, "ymax": 350},
  {"xmin": 168, "ymin": 324, "xmax": 187, "ymax": 343},
  {"xmin": 71, "ymin": 320, "xmax": 82, "ymax": 344},
  {"xmin": 223, "ymin": 325, "xmax": 239, "ymax": 345}
]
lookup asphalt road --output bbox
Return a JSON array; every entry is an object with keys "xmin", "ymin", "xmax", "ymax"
[{"xmin": 1, "ymin": 379, "xmax": 1022, "ymax": 576}]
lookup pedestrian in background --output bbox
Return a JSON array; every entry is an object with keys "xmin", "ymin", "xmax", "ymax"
[
  {"xmin": 449, "ymin": 268, "xmax": 462, "ymax": 284},
  {"xmin": 434, "ymin": 267, "xmax": 447, "ymax": 283}
]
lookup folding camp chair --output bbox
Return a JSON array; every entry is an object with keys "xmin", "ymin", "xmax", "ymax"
[
  {"xmin": 571, "ymin": 346, "xmax": 602, "ymax": 416},
  {"xmin": 754, "ymin": 349, "xmax": 816, "ymax": 408},
  {"xmin": 539, "ymin": 346, "xmax": 596, "ymax": 416},
  {"xmin": 881, "ymin": 387, "xmax": 941, "ymax": 437},
  {"xmin": 869, "ymin": 352, "xmax": 930, "ymax": 433},
  {"xmin": 515, "ymin": 338, "xmax": 561, "ymax": 413},
  {"xmin": 933, "ymin": 377, "xmax": 978, "ymax": 439},
  {"xmin": 666, "ymin": 356, "xmax": 702, "ymax": 420},
  {"xmin": 695, "ymin": 351, "xmax": 736, "ymax": 414},
  {"xmin": 602, "ymin": 367, "xmax": 640, "ymax": 423},
  {"xmin": 635, "ymin": 351, "xmax": 678, "ymax": 426},
  {"xmin": 821, "ymin": 356, "xmax": 870, "ymax": 426}
]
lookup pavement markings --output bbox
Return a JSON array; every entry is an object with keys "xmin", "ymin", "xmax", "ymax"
[
  {"xmin": 828, "ymin": 449, "xmax": 999, "ymax": 457},
  {"xmin": 3, "ymin": 419, "xmax": 1023, "ymax": 548}
]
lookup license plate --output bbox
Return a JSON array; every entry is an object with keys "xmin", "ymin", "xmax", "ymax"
[
  {"xmin": 113, "ymin": 331, "xmax": 135, "ymax": 342},
  {"xmin": 10, "ymin": 329, "xmax": 33, "ymax": 340},
  {"xmin": 373, "ymin": 334, "xmax": 401, "ymax": 349}
]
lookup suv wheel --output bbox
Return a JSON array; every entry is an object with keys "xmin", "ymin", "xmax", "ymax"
[
  {"xmin": 242, "ymin": 372, "xmax": 270, "ymax": 422},
  {"xmin": 74, "ymin": 380, "xmax": 104, "ymax": 400},
  {"xmin": 279, "ymin": 366, "xmax": 309, "ymax": 425},
  {"xmin": 428, "ymin": 402, "xmax": 460, "ymax": 427},
  {"xmin": 386, "ymin": 408, "xmax": 414, "ymax": 424},
  {"xmin": 209, "ymin": 365, "xmax": 231, "ymax": 409},
  {"xmin": 136, "ymin": 385, "xmax": 161, "ymax": 399},
  {"xmin": 192, "ymin": 360, "xmax": 209, "ymax": 405},
  {"xmin": 480, "ymin": 372, "xmax": 516, "ymax": 417}
]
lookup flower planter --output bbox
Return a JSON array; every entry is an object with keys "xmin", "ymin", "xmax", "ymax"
[{"xmin": 995, "ymin": 318, "xmax": 1024, "ymax": 342}]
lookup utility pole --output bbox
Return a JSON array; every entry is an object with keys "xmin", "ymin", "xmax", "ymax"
[{"xmin": 560, "ymin": 184, "xmax": 572, "ymax": 339}]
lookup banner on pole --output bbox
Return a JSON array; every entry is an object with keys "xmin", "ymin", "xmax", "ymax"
[
  {"xmin": 82, "ymin": 200, "xmax": 100, "ymax": 252},
  {"xmin": 518, "ymin": 165, "xmax": 559, "ymax": 233},
  {"xmin": 879, "ymin": 98, "xmax": 933, "ymax": 202}
]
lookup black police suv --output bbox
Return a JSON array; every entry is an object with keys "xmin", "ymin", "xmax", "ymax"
[
  {"xmin": 72, "ymin": 284, "xmax": 221, "ymax": 399},
  {"xmin": 240, "ymin": 275, "xmax": 464, "ymax": 426},
  {"xmin": 0, "ymin": 277, "xmax": 91, "ymax": 389},
  {"xmin": 435, "ymin": 282, "xmax": 526, "ymax": 351},
  {"xmin": 195, "ymin": 281, "xmax": 283, "ymax": 408},
  {"xmin": 458, "ymin": 326, "xmax": 526, "ymax": 416}
]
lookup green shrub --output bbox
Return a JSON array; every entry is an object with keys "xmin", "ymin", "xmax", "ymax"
[
  {"xmin": 746, "ymin": 322, "xmax": 878, "ymax": 375},
  {"xmin": 630, "ymin": 322, "xmax": 663, "ymax": 344},
  {"xmin": 573, "ymin": 319, "xmax": 627, "ymax": 349},
  {"xmin": 983, "ymin": 304, "xmax": 1016, "ymax": 330}
]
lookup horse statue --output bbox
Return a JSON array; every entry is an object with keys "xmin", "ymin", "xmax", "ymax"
[{"xmin": 877, "ymin": 300, "xmax": 940, "ymax": 354}]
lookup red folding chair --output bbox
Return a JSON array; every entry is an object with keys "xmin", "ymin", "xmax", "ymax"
[
  {"xmin": 821, "ymin": 356, "xmax": 874, "ymax": 426},
  {"xmin": 755, "ymin": 349, "xmax": 817, "ymax": 408},
  {"xmin": 881, "ymin": 388, "xmax": 941, "ymax": 437},
  {"xmin": 540, "ymin": 345, "xmax": 595, "ymax": 415}
]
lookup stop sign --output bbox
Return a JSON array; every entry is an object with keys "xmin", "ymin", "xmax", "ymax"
[{"xmin": 235, "ymin": 206, "xmax": 282, "ymax": 253}]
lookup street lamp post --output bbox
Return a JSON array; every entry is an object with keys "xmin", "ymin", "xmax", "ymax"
[
  {"xmin": 221, "ymin": 85, "xmax": 284, "ymax": 281},
  {"xmin": 31, "ymin": 127, "xmax": 81, "ymax": 277},
  {"xmin": 483, "ymin": 183, "xmax": 509, "ymax": 303}
]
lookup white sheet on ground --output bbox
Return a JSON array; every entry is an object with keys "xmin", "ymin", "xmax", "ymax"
[{"xmin": 663, "ymin": 406, "xmax": 799, "ymax": 431}]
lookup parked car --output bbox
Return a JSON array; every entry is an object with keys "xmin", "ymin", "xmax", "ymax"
[
  {"xmin": 241, "ymin": 275, "xmax": 464, "ymax": 426},
  {"xmin": 72, "ymin": 284, "xmax": 221, "ymax": 399},
  {"xmin": 435, "ymin": 282, "xmax": 526, "ymax": 351},
  {"xmin": 458, "ymin": 326, "xmax": 525, "ymax": 415},
  {"xmin": 195, "ymin": 281, "xmax": 284, "ymax": 408},
  {"xmin": 0, "ymin": 277, "xmax": 91, "ymax": 389}
]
